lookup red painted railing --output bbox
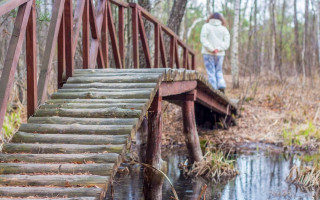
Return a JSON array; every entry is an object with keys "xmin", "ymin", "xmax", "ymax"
[
  {"xmin": 130, "ymin": 3, "xmax": 196, "ymax": 70},
  {"xmin": 0, "ymin": 0, "xmax": 196, "ymax": 139},
  {"xmin": 0, "ymin": 0, "xmax": 37, "ymax": 135}
]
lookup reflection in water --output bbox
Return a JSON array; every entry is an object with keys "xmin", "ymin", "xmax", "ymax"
[{"xmin": 106, "ymin": 153, "xmax": 315, "ymax": 200}]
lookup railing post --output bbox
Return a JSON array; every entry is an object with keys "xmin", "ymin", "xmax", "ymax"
[
  {"xmin": 82, "ymin": 0, "xmax": 90, "ymax": 69},
  {"xmin": 57, "ymin": 13, "xmax": 65, "ymax": 88},
  {"xmin": 26, "ymin": 0, "xmax": 37, "ymax": 117},
  {"xmin": 64, "ymin": 0, "xmax": 74, "ymax": 78},
  {"xmin": 191, "ymin": 54, "xmax": 196, "ymax": 70},
  {"xmin": 154, "ymin": 23, "xmax": 160, "ymax": 68},
  {"xmin": 101, "ymin": 0, "xmax": 108, "ymax": 68},
  {"xmin": 131, "ymin": 3, "xmax": 139, "ymax": 68},
  {"xmin": 169, "ymin": 37, "xmax": 175, "ymax": 68},
  {"xmin": 118, "ymin": 6, "xmax": 125, "ymax": 67}
]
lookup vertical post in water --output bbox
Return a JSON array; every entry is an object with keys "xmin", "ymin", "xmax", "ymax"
[
  {"xmin": 144, "ymin": 93, "xmax": 163, "ymax": 200},
  {"xmin": 182, "ymin": 90, "xmax": 203, "ymax": 163}
]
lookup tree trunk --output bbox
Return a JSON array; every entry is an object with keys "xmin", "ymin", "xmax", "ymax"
[
  {"xmin": 253, "ymin": 0, "xmax": 259, "ymax": 74},
  {"xmin": 302, "ymin": 0, "xmax": 309, "ymax": 85},
  {"xmin": 167, "ymin": 0, "xmax": 188, "ymax": 35},
  {"xmin": 231, "ymin": 0, "xmax": 240, "ymax": 88},
  {"xmin": 277, "ymin": 0, "xmax": 286, "ymax": 80},
  {"xmin": 270, "ymin": 0, "xmax": 277, "ymax": 74},
  {"xmin": 294, "ymin": 0, "xmax": 301, "ymax": 74}
]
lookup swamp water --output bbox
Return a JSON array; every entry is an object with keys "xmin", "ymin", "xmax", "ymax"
[{"xmin": 106, "ymin": 151, "xmax": 316, "ymax": 200}]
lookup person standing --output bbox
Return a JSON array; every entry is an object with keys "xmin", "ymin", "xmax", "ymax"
[{"xmin": 200, "ymin": 13, "xmax": 230, "ymax": 93}]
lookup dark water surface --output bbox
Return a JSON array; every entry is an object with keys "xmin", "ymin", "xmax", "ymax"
[{"xmin": 106, "ymin": 152, "xmax": 315, "ymax": 200}]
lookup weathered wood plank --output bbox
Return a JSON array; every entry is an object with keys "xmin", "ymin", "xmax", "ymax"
[
  {"xmin": 0, "ymin": 187, "xmax": 102, "ymax": 198},
  {"xmin": 12, "ymin": 132, "xmax": 128, "ymax": 145},
  {"xmin": 34, "ymin": 108, "xmax": 141, "ymax": 118},
  {"xmin": 62, "ymin": 82, "xmax": 157, "ymax": 89},
  {"xmin": 58, "ymin": 88, "xmax": 153, "ymax": 93},
  {"xmin": 51, "ymin": 91, "xmax": 152, "ymax": 99},
  {"xmin": 66, "ymin": 75, "xmax": 161, "ymax": 83},
  {"xmin": 3, "ymin": 143, "xmax": 124, "ymax": 154},
  {"xmin": 27, "ymin": 117, "xmax": 137, "ymax": 125},
  {"xmin": 0, "ymin": 163, "xmax": 113, "ymax": 176},
  {"xmin": 40, "ymin": 102, "xmax": 144, "ymax": 109},
  {"xmin": 0, "ymin": 174, "xmax": 103, "ymax": 187},
  {"xmin": 19, "ymin": 123, "xmax": 132, "ymax": 135},
  {"xmin": 46, "ymin": 98, "xmax": 149, "ymax": 104},
  {"xmin": 0, "ymin": 153, "xmax": 119, "ymax": 164}
]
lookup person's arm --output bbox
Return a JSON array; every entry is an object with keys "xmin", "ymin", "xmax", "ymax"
[
  {"xmin": 200, "ymin": 25, "xmax": 215, "ymax": 52},
  {"xmin": 218, "ymin": 28, "xmax": 231, "ymax": 51}
]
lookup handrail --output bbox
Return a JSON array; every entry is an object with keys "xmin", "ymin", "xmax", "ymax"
[
  {"xmin": 130, "ymin": 3, "xmax": 195, "ymax": 69},
  {"xmin": 0, "ymin": 0, "xmax": 31, "ymax": 17},
  {"xmin": 0, "ymin": 0, "xmax": 37, "ymax": 140},
  {"xmin": 0, "ymin": 0, "xmax": 197, "ymax": 140}
]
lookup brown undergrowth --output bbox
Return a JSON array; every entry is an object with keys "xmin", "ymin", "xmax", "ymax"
[{"xmin": 162, "ymin": 74, "xmax": 320, "ymax": 152}]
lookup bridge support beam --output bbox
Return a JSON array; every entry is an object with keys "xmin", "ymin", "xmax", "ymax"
[
  {"xmin": 144, "ymin": 93, "xmax": 163, "ymax": 200},
  {"xmin": 182, "ymin": 90, "xmax": 203, "ymax": 163}
]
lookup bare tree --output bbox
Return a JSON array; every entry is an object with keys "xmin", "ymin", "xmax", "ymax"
[
  {"xmin": 270, "ymin": 0, "xmax": 277, "ymax": 74},
  {"xmin": 167, "ymin": 0, "xmax": 188, "ymax": 34},
  {"xmin": 302, "ymin": 0, "xmax": 309, "ymax": 85},
  {"xmin": 294, "ymin": 0, "xmax": 301, "ymax": 74},
  {"xmin": 231, "ymin": 0, "xmax": 240, "ymax": 88}
]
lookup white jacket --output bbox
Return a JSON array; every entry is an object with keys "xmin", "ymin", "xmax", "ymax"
[{"xmin": 200, "ymin": 19, "xmax": 230, "ymax": 56}]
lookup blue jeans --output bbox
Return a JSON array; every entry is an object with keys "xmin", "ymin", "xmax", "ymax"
[{"xmin": 203, "ymin": 54, "xmax": 226, "ymax": 90}]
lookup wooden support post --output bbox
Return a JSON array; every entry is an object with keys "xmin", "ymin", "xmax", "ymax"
[
  {"xmin": 182, "ymin": 90, "xmax": 203, "ymax": 163},
  {"xmin": 144, "ymin": 93, "xmax": 163, "ymax": 200},
  {"xmin": 101, "ymin": 1, "xmax": 108, "ymax": 68},
  {"xmin": 136, "ymin": 117, "xmax": 148, "ymax": 163},
  {"xmin": 26, "ymin": 0, "xmax": 37, "ymax": 118}
]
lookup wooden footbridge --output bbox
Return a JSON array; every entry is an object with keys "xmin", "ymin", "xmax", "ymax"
[{"xmin": 0, "ymin": 0, "xmax": 237, "ymax": 199}]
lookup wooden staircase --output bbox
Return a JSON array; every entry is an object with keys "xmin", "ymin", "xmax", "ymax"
[{"xmin": 0, "ymin": 69, "xmax": 237, "ymax": 199}]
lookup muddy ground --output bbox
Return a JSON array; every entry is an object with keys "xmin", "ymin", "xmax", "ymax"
[{"xmin": 162, "ymin": 75, "xmax": 320, "ymax": 153}]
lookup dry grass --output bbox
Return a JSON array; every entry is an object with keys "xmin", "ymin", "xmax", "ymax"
[
  {"xmin": 179, "ymin": 141, "xmax": 239, "ymax": 182},
  {"xmin": 286, "ymin": 165, "xmax": 320, "ymax": 188}
]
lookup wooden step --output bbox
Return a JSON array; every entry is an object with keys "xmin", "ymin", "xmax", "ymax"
[
  {"xmin": 0, "ymin": 163, "xmax": 113, "ymax": 175},
  {"xmin": 0, "ymin": 187, "xmax": 102, "ymax": 198},
  {"xmin": 0, "ymin": 153, "xmax": 120, "ymax": 164},
  {"xmin": 62, "ymin": 82, "xmax": 157, "ymax": 89},
  {"xmin": 12, "ymin": 132, "xmax": 128, "ymax": 145},
  {"xmin": 51, "ymin": 91, "xmax": 152, "ymax": 99},
  {"xmin": 40, "ymin": 103, "xmax": 144, "ymax": 110},
  {"xmin": 0, "ymin": 198, "xmax": 98, "ymax": 200},
  {"xmin": 58, "ymin": 88, "xmax": 153, "ymax": 93},
  {"xmin": 46, "ymin": 98, "xmax": 149, "ymax": 104},
  {"xmin": 34, "ymin": 108, "xmax": 141, "ymax": 118},
  {"xmin": 2, "ymin": 144, "xmax": 124, "ymax": 154},
  {"xmin": 72, "ymin": 73, "xmax": 163, "ymax": 77},
  {"xmin": 66, "ymin": 75, "xmax": 161, "ymax": 84},
  {"xmin": 19, "ymin": 124, "xmax": 132, "ymax": 135},
  {"xmin": 0, "ymin": 174, "xmax": 108, "ymax": 187},
  {"xmin": 74, "ymin": 68, "xmax": 167, "ymax": 74},
  {"xmin": 27, "ymin": 117, "xmax": 137, "ymax": 125}
]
